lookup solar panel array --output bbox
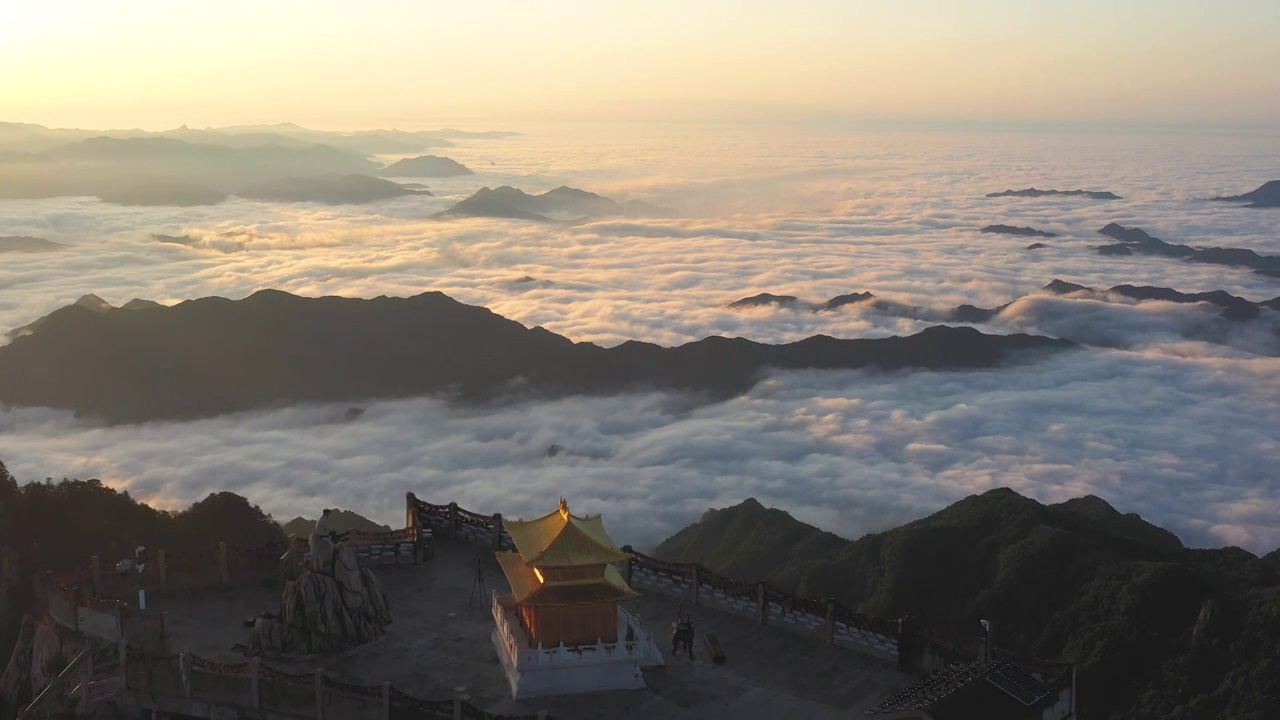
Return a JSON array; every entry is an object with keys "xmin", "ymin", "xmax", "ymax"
[
  {"xmin": 985, "ymin": 663, "xmax": 1052, "ymax": 706},
  {"xmin": 866, "ymin": 661, "xmax": 997, "ymax": 714}
]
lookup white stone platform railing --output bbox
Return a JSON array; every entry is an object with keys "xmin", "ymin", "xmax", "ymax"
[{"xmin": 491, "ymin": 592, "xmax": 648, "ymax": 669}]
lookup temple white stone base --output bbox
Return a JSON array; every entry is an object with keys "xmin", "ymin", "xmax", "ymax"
[{"xmin": 491, "ymin": 593, "xmax": 659, "ymax": 699}]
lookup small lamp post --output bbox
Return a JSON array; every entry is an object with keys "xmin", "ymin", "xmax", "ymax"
[
  {"xmin": 134, "ymin": 545, "xmax": 147, "ymax": 610},
  {"xmin": 979, "ymin": 619, "xmax": 991, "ymax": 662}
]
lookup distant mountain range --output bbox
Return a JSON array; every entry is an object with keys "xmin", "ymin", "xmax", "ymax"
[
  {"xmin": 421, "ymin": 128, "xmax": 521, "ymax": 139},
  {"xmin": 0, "ymin": 123, "xmax": 515, "ymax": 205},
  {"xmin": 237, "ymin": 174, "xmax": 430, "ymax": 204},
  {"xmin": 1094, "ymin": 223, "xmax": 1280, "ymax": 277},
  {"xmin": 0, "ymin": 236, "xmax": 64, "ymax": 253},
  {"xmin": 95, "ymin": 181, "xmax": 230, "ymax": 206},
  {"xmin": 378, "ymin": 155, "xmax": 473, "ymax": 178},
  {"xmin": 438, "ymin": 185, "xmax": 665, "ymax": 221},
  {"xmin": 727, "ymin": 279, "xmax": 1280, "ymax": 323},
  {"xmin": 0, "ymin": 121, "xmax": 520, "ymax": 155},
  {"xmin": 0, "ymin": 290, "xmax": 1070, "ymax": 423},
  {"xmin": 1211, "ymin": 180, "xmax": 1280, "ymax": 208},
  {"xmin": 0, "ymin": 136, "xmax": 382, "ymax": 204},
  {"xmin": 654, "ymin": 491, "xmax": 1280, "ymax": 719},
  {"xmin": 986, "ymin": 188, "xmax": 1121, "ymax": 200}
]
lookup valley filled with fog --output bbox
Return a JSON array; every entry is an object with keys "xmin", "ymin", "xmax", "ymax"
[{"xmin": 2, "ymin": 122, "xmax": 1279, "ymax": 553}]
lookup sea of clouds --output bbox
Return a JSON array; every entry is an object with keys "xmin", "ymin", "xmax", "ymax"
[{"xmin": 1, "ymin": 121, "xmax": 1279, "ymax": 553}]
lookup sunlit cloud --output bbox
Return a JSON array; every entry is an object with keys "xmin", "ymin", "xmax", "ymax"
[{"xmin": 1, "ymin": 126, "xmax": 1279, "ymax": 555}]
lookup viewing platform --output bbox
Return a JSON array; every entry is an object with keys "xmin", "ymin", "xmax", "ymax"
[{"xmin": 152, "ymin": 535, "xmax": 911, "ymax": 719}]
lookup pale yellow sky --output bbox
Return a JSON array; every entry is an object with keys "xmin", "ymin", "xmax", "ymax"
[{"xmin": 2, "ymin": 1, "xmax": 1278, "ymax": 130}]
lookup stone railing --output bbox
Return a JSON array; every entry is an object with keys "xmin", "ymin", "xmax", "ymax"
[
  {"xmin": 408, "ymin": 493, "xmax": 514, "ymax": 551},
  {"xmin": 106, "ymin": 646, "xmax": 552, "ymax": 720},
  {"xmin": 51, "ymin": 527, "xmax": 424, "ymax": 608},
  {"xmin": 623, "ymin": 548, "xmax": 900, "ymax": 660},
  {"xmin": 295, "ymin": 528, "xmax": 422, "ymax": 567},
  {"xmin": 43, "ymin": 575, "xmax": 171, "ymax": 655}
]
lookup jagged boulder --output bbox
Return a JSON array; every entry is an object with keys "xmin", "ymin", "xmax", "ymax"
[
  {"xmin": 249, "ymin": 532, "xmax": 391, "ymax": 656},
  {"xmin": 0, "ymin": 616, "xmax": 36, "ymax": 715},
  {"xmin": 28, "ymin": 623, "xmax": 61, "ymax": 692}
]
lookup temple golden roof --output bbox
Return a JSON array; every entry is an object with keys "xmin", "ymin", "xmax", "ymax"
[
  {"xmin": 503, "ymin": 498, "xmax": 629, "ymax": 567},
  {"xmin": 496, "ymin": 552, "xmax": 638, "ymax": 607}
]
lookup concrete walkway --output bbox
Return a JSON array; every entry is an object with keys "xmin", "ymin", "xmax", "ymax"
[{"xmin": 154, "ymin": 537, "xmax": 910, "ymax": 719}]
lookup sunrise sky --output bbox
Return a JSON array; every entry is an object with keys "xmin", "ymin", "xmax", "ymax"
[{"xmin": 3, "ymin": 0, "xmax": 1278, "ymax": 130}]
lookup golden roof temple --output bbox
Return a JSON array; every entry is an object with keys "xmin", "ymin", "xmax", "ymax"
[{"xmin": 495, "ymin": 498, "xmax": 637, "ymax": 645}]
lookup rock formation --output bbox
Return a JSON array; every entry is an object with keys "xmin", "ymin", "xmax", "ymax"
[
  {"xmin": 0, "ymin": 616, "xmax": 36, "ymax": 716},
  {"xmin": 249, "ymin": 531, "xmax": 391, "ymax": 656},
  {"xmin": 0, "ymin": 617, "xmax": 83, "ymax": 717}
]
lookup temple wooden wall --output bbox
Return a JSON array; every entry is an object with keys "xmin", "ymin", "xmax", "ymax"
[{"xmin": 527, "ymin": 603, "xmax": 618, "ymax": 647}]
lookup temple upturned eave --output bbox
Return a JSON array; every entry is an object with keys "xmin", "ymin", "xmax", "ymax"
[{"xmin": 503, "ymin": 502, "xmax": 628, "ymax": 567}]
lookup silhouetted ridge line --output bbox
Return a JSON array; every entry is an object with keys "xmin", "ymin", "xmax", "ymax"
[
  {"xmin": 1210, "ymin": 180, "xmax": 1280, "ymax": 208},
  {"xmin": 986, "ymin": 188, "xmax": 1121, "ymax": 200},
  {"xmin": 437, "ymin": 185, "xmax": 664, "ymax": 221},
  {"xmin": 0, "ymin": 236, "xmax": 65, "ymax": 253},
  {"xmin": 727, "ymin": 279, "xmax": 1280, "ymax": 323},
  {"xmin": 980, "ymin": 224, "xmax": 1057, "ymax": 237},
  {"xmin": 378, "ymin": 155, "xmax": 473, "ymax": 178},
  {"xmin": 236, "ymin": 174, "xmax": 430, "ymax": 204},
  {"xmin": 1094, "ymin": 223, "xmax": 1280, "ymax": 277},
  {"xmin": 0, "ymin": 291, "xmax": 1071, "ymax": 423}
]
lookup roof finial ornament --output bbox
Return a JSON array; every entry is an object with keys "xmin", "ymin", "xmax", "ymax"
[{"xmin": 559, "ymin": 496, "xmax": 569, "ymax": 517}]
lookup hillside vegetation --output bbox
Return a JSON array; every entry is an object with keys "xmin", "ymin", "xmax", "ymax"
[
  {"xmin": 656, "ymin": 489, "xmax": 1280, "ymax": 720},
  {"xmin": 0, "ymin": 461, "xmax": 284, "ymax": 668}
]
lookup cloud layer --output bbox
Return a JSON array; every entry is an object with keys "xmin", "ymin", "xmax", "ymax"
[{"xmin": 1, "ymin": 123, "xmax": 1279, "ymax": 553}]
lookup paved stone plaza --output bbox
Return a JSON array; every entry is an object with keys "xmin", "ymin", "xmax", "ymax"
[{"xmin": 153, "ymin": 537, "xmax": 910, "ymax": 719}]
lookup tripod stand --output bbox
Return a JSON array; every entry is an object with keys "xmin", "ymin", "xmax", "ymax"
[{"xmin": 467, "ymin": 556, "xmax": 487, "ymax": 608}]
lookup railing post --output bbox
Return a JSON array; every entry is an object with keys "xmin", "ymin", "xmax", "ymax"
[
  {"xmin": 157, "ymin": 549, "xmax": 168, "ymax": 592},
  {"xmin": 179, "ymin": 654, "xmax": 191, "ymax": 699},
  {"xmin": 452, "ymin": 686, "xmax": 468, "ymax": 720},
  {"xmin": 406, "ymin": 492, "xmax": 421, "ymax": 564},
  {"xmin": 218, "ymin": 542, "xmax": 229, "ymax": 584},
  {"xmin": 825, "ymin": 600, "xmax": 836, "ymax": 644},
  {"xmin": 756, "ymin": 582, "xmax": 767, "ymax": 624},
  {"xmin": 91, "ymin": 555, "xmax": 101, "ymax": 597},
  {"xmin": 314, "ymin": 668, "xmax": 325, "ymax": 720},
  {"xmin": 491, "ymin": 513, "xmax": 503, "ymax": 550},
  {"xmin": 80, "ymin": 650, "xmax": 94, "ymax": 713},
  {"xmin": 250, "ymin": 658, "xmax": 261, "ymax": 709},
  {"xmin": 621, "ymin": 547, "xmax": 633, "ymax": 584},
  {"xmin": 691, "ymin": 565, "xmax": 700, "ymax": 606},
  {"xmin": 381, "ymin": 681, "xmax": 392, "ymax": 720},
  {"xmin": 117, "ymin": 639, "xmax": 127, "ymax": 688},
  {"xmin": 406, "ymin": 491, "xmax": 417, "ymax": 531},
  {"xmin": 448, "ymin": 502, "xmax": 459, "ymax": 537}
]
